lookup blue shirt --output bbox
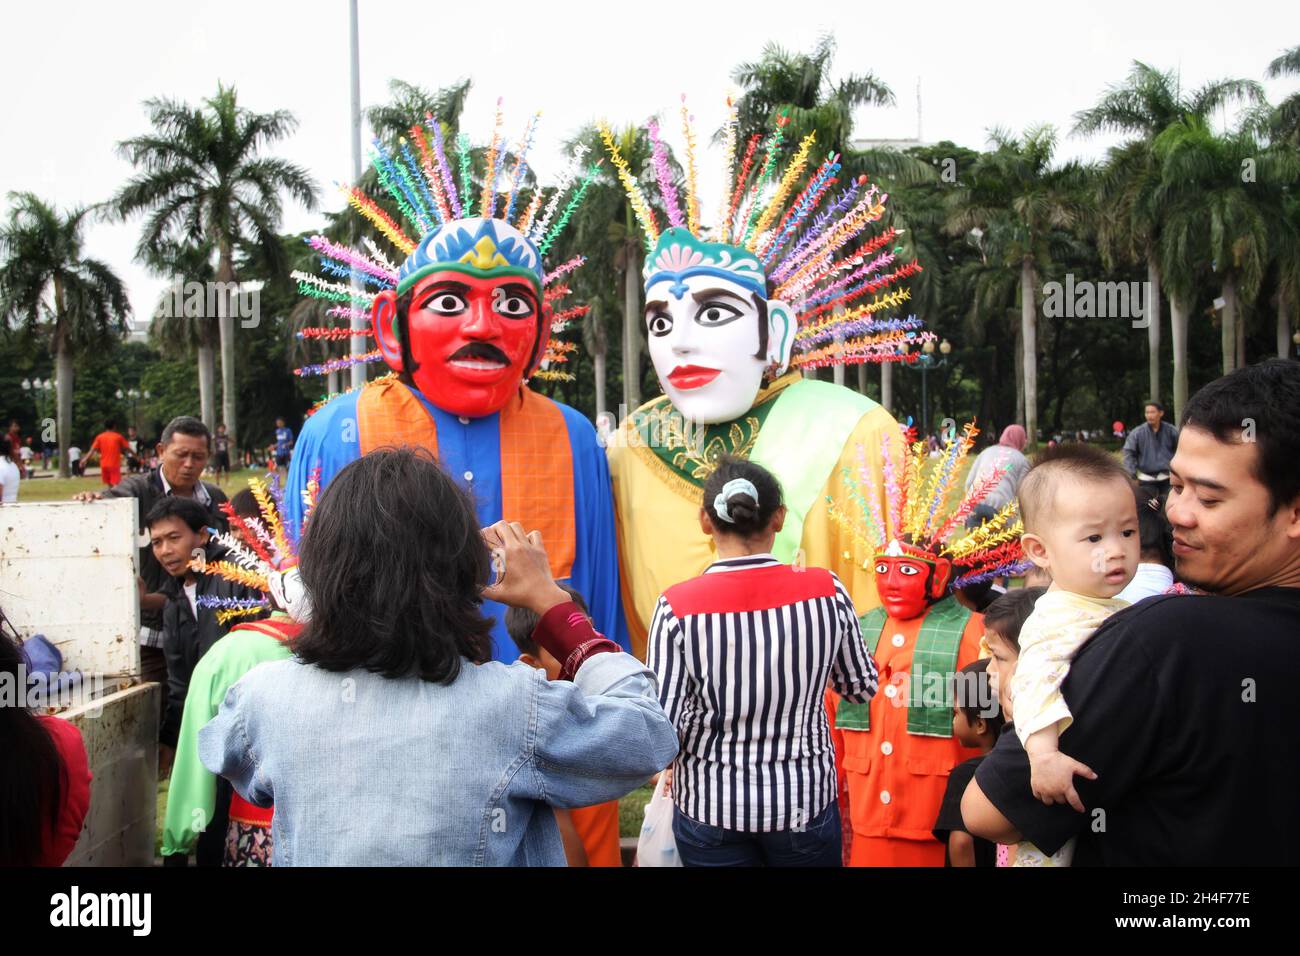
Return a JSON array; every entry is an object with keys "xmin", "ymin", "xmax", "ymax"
[
  {"xmin": 274, "ymin": 427, "xmax": 294, "ymax": 456},
  {"xmin": 285, "ymin": 385, "xmax": 629, "ymax": 660}
]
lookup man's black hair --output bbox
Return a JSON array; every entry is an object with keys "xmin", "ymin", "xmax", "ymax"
[
  {"xmin": 1144, "ymin": 400, "xmax": 1165, "ymax": 413},
  {"xmin": 160, "ymin": 415, "xmax": 211, "ymax": 448},
  {"xmin": 144, "ymin": 495, "xmax": 211, "ymax": 533},
  {"xmin": 982, "ymin": 586, "xmax": 1047, "ymax": 652},
  {"xmin": 291, "ymin": 447, "xmax": 494, "ymax": 683},
  {"xmin": 1181, "ymin": 358, "xmax": 1300, "ymax": 516},
  {"xmin": 105, "ymin": 418, "xmax": 117, "ymax": 430},
  {"xmin": 702, "ymin": 455, "xmax": 784, "ymax": 539},
  {"xmin": 504, "ymin": 584, "xmax": 589, "ymax": 657}
]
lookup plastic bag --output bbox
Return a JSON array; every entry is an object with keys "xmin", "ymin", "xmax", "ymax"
[{"xmin": 636, "ymin": 772, "xmax": 682, "ymax": 867}]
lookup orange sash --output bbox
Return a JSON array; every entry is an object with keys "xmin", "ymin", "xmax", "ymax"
[{"xmin": 356, "ymin": 378, "xmax": 576, "ymax": 578}]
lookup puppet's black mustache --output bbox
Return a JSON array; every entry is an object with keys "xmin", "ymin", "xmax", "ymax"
[{"xmin": 449, "ymin": 342, "xmax": 510, "ymax": 364}]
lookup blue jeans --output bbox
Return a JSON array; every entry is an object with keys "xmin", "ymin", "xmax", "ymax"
[{"xmin": 672, "ymin": 801, "xmax": 843, "ymax": 867}]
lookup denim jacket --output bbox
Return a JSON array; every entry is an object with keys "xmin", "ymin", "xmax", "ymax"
[{"xmin": 198, "ymin": 651, "xmax": 677, "ymax": 865}]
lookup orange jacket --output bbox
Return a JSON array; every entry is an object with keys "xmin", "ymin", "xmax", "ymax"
[{"xmin": 830, "ymin": 608, "xmax": 984, "ymax": 850}]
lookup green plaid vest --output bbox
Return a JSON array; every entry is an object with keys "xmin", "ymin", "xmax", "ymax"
[{"xmin": 835, "ymin": 595, "xmax": 972, "ymax": 738}]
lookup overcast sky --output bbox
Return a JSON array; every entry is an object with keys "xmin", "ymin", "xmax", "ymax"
[{"xmin": 2, "ymin": 0, "xmax": 1296, "ymax": 323}]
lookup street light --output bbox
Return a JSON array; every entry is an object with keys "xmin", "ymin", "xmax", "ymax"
[{"xmin": 901, "ymin": 339, "xmax": 952, "ymax": 438}]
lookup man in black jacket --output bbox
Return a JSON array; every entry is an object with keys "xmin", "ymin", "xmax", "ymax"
[
  {"xmin": 75, "ymin": 416, "xmax": 229, "ymax": 694},
  {"xmin": 145, "ymin": 495, "xmax": 265, "ymax": 866}
]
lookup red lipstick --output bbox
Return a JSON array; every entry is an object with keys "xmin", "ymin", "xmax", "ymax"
[{"xmin": 667, "ymin": 365, "xmax": 721, "ymax": 390}]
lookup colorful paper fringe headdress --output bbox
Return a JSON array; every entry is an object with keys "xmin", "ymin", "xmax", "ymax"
[
  {"xmin": 600, "ymin": 96, "xmax": 930, "ymax": 370},
  {"xmin": 293, "ymin": 99, "xmax": 596, "ymax": 385},
  {"xmin": 192, "ymin": 471, "xmax": 320, "ymax": 625},
  {"xmin": 828, "ymin": 421, "xmax": 1031, "ymax": 589}
]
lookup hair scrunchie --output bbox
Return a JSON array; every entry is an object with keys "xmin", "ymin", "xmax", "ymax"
[{"xmin": 713, "ymin": 478, "xmax": 759, "ymax": 524}]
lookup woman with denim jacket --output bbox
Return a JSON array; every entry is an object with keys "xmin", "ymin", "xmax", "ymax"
[{"xmin": 199, "ymin": 448, "xmax": 678, "ymax": 866}]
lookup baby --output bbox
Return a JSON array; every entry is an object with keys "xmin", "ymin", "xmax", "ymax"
[{"xmin": 1013, "ymin": 443, "xmax": 1140, "ymax": 825}]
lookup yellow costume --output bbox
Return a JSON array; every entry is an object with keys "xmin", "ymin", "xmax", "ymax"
[{"xmin": 608, "ymin": 371, "xmax": 901, "ymax": 658}]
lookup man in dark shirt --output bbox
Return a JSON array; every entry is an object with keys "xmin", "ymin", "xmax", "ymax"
[
  {"xmin": 73, "ymin": 416, "xmax": 229, "ymax": 699},
  {"xmin": 963, "ymin": 360, "xmax": 1300, "ymax": 865},
  {"xmin": 1122, "ymin": 400, "xmax": 1179, "ymax": 505}
]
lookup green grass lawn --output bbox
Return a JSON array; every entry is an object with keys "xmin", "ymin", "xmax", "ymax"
[
  {"xmin": 619, "ymin": 784, "xmax": 655, "ymax": 839},
  {"xmin": 16, "ymin": 467, "xmax": 268, "ymax": 503}
]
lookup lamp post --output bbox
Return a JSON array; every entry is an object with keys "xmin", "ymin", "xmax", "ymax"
[
  {"xmin": 115, "ymin": 388, "xmax": 148, "ymax": 432},
  {"xmin": 900, "ymin": 339, "xmax": 952, "ymax": 438}
]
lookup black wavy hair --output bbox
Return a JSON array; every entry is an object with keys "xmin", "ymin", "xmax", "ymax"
[
  {"xmin": 291, "ymin": 447, "xmax": 494, "ymax": 683},
  {"xmin": 1181, "ymin": 358, "xmax": 1300, "ymax": 516},
  {"xmin": 701, "ymin": 455, "xmax": 784, "ymax": 539},
  {"xmin": 0, "ymin": 620, "xmax": 66, "ymax": 865}
]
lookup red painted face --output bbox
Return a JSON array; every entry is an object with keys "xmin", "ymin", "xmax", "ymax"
[
  {"xmin": 874, "ymin": 554, "xmax": 952, "ymax": 620},
  {"xmin": 372, "ymin": 270, "xmax": 546, "ymax": 418}
]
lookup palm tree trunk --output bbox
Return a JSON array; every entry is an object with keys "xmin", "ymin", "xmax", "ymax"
[
  {"xmin": 197, "ymin": 341, "xmax": 217, "ymax": 430},
  {"xmin": 1235, "ymin": 299, "xmax": 1245, "ymax": 369},
  {"xmin": 1014, "ymin": 322, "xmax": 1025, "ymax": 429},
  {"xmin": 1279, "ymin": 288, "xmax": 1293, "ymax": 359},
  {"xmin": 53, "ymin": 282, "xmax": 73, "ymax": 479},
  {"xmin": 857, "ymin": 362, "xmax": 867, "ymax": 396},
  {"xmin": 593, "ymin": 347, "xmax": 607, "ymax": 419},
  {"xmin": 327, "ymin": 369, "xmax": 340, "ymax": 395},
  {"xmin": 880, "ymin": 361, "xmax": 893, "ymax": 412},
  {"xmin": 1170, "ymin": 295, "xmax": 1190, "ymax": 422},
  {"xmin": 1146, "ymin": 255, "xmax": 1162, "ymax": 402},
  {"xmin": 1021, "ymin": 257, "xmax": 1038, "ymax": 445},
  {"xmin": 622, "ymin": 240, "xmax": 642, "ymax": 411},
  {"xmin": 1221, "ymin": 275, "xmax": 1237, "ymax": 374},
  {"xmin": 217, "ymin": 241, "xmax": 238, "ymax": 453}
]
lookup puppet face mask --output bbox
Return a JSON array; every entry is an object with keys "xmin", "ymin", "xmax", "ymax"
[
  {"xmin": 873, "ymin": 546, "xmax": 952, "ymax": 620},
  {"xmin": 371, "ymin": 218, "xmax": 548, "ymax": 418},
  {"xmin": 643, "ymin": 228, "xmax": 794, "ymax": 425}
]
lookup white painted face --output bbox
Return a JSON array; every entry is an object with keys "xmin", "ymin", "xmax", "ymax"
[
  {"xmin": 268, "ymin": 566, "xmax": 313, "ymax": 623},
  {"xmin": 645, "ymin": 273, "xmax": 794, "ymax": 424}
]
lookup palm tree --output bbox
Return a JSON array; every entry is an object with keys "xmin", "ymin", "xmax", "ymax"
[
  {"xmin": 568, "ymin": 124, "xmax": 663, "ymax": 412},
  {"xmin": 1266, "ymin": 45, "xmax": 1300, "ymax": 147},
  {"xmin": 730, "ymin": 34, "xmax": 895, "ymax": 150},
  {"xmin": 946, "ymin": 126, "xmax": 1087, "ymax": 446},
  {"xmin": 1074, "ymin": 60, "xmax": 1263, "ymax": 404},
  {"xmin": 0, "ymin": 193, "xmax": 130, "ymax": 476},
  {"xmin": 1154, "ymin": 118, "xmax": 1300, "ymax": 386},
  {"xmin": 112, "ymin": 84, "xmax": 317, "ymax": 452},
  {"xmin": 144, "ymin": 240, "xmax": 216, "ymax": 414}
]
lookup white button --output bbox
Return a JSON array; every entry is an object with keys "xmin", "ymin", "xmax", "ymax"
[
  {"xmin": 881, "ymin": 741, "xmax": 893, "ymax": 756},
  {"xmin": 463, "ymin": 471, "xmax": 474, "ymax": 482},
  {"xmin": 884, "ymin": 684, "xmax": 898, "ymax": 699},
  {"xmin": 880, "ymin": 790, "xmax": 891, "ymax": 804},
  {"xmin": 458, "ymin": 416, "xmax": 470, "ymax": 425},
  {"xmin": 891, "ymin": 633, "xmax": 905, "ymax": 647}
]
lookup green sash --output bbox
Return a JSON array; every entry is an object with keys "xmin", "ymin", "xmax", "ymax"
[
  {"xmin": 835, "ymin": 596, "xmax": 972, "ymax": 737},
  {"xmin": 750, "ymin": 379, "xmax": 877, "ymax": 562}
]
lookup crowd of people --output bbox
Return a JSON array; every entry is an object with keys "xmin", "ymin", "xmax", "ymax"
[{"xmin": 1, "ymin": 358, "xmax": 1296, "ymax": 868}]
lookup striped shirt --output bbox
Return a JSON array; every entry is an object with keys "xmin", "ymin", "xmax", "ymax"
[{"xmin": 647, "ymin": 555, "xmax": 878, "ymax": 833}]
